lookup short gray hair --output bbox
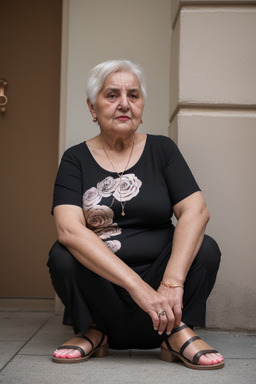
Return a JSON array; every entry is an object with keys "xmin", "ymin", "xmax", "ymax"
[{"xmin": 86, "ymin": 60, "xmax": 147, "ymax": 104}]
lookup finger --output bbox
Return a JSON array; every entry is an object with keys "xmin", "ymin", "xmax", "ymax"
[
  {"xmin": 158, "ymin": 312, "xmax": 168, "ymax": 335},
  {"xmin": 148, "ymin": 309, "xmax": 160, "ymax": 331},
  {"xmin": 173, "ymin": 304, "xmax": 182, "ymax": 328},
  {"xmin": 164, "ymin": 308, "xmax": 175, "ymax": 335}
]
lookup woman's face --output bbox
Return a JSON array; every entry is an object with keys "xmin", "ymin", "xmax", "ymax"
[{"xmin": 88, "ymin": 71, "xmax": 144, "ymax": 136}]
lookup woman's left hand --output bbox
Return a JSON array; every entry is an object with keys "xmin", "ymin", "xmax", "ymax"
[{"xmin": 156, "ymin": 284, "xmax": 184, "ymax": 334}]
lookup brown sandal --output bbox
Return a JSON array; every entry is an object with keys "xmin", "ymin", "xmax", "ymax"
[
  {"xmin": 52, "ymin": 325, "xmax": 109, "ymax": 364},
  {"xmin": 161, "ymin": 324, "xmax": 224, "ymax": 370}
]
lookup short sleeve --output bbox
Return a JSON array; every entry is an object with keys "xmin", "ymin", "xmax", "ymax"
[
  {"xmin": 52, "ymin": 147, "xmax": 83, "ymax": 214},
  {"xmin": 164, "ymin": 138, "xmax": 200, "ymax": 206}
]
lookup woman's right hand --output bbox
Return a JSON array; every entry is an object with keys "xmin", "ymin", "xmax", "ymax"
[{"xmin": 128, "ymin": 280, "xmax": 176, "ymax": 335}]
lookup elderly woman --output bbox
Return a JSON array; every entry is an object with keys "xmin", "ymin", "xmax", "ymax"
[{"xmin": 48, "ymin": 60, "xmax": 224, "ymax": 369}]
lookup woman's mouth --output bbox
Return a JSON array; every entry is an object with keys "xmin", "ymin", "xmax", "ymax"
[{"xmin": 116, "ymin": 115, "xmax": 130, "ymax": 121}]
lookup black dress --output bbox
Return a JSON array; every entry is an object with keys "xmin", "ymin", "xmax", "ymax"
[{"xmin": 48, "ymin": 135, "xmax": 221, "ymax": 349}]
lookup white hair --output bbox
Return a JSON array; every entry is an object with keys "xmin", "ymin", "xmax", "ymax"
[{"xmin": 86, "ymin": 60, "xmax": 147, "ymax": 104}]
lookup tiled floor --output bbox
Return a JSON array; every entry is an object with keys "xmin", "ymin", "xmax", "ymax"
[{"xmin": 0, "ymin": 310, "xmax": 255, "ymax": 384}]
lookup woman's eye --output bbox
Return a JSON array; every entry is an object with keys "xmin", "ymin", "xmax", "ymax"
[
  {"xmin": 129, "ymin": 94, "xmax": 138, "ymax": 100},
  {"xmin": 108, "ymin": 94, "xmax": 117, "ymax": 100}
]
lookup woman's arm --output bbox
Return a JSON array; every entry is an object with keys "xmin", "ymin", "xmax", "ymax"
[
  {"xmin": 54, "ymin": 204, "xmax": 140, "ymax": 288},
  {"xmin": 54, "ymin": 205, "xmax": 170, "ymax": 327},
  {"xmin": 157, "ymin": 191, "xmax": 210, "ymax": 331},
  {"xmin": 163, "ymin": 191, "xmax": 210, "ymax": 284}
]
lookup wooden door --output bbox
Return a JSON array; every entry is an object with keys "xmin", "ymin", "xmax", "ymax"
[{"xmin": 0, "ymin": 0, "xmax": 62, "ymax": 297}]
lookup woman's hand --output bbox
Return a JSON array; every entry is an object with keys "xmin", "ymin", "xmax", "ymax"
[
  {"xmin": 157, "ymin": 284, "xmax": 184, "ymax": 331},
  {"xmin": 128, "ymin": 280, "xmax": 183, "ymax": 336}
]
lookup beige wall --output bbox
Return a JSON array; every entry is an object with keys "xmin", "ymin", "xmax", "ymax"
[
  {"xmin": 56, "ymin": 0, "xmax": 172, "ymax": 311},
  {"xmin": 60, "ymin": 0, "xmax": 171, "ymax": 154},
  {"xmin": 170, "ymin": 1, "xmax": 256, "ymax": 330}
]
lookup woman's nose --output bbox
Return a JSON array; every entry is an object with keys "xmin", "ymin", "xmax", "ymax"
[{"xmin": 118, "ymin": 95, "xmax": 129, "ymax": 110}]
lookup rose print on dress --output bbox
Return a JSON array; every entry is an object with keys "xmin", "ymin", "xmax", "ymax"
[
  {"xmin": 85, "ymin": 205, "xmax": 114, "ymax": 230},
  {"xmin": 113, "ymin": 174, "xmax": 142, "ymax": 202},
  {"xmin": 82, "ymin": 173, "xmax": 142, "ymax": 253},
  {"xmin": 95, "ymin": 224, "xmax": 122, "ymax": 240},
  {"xmin": 83, "ymin": 187, "xmax": 102, "ymax": 211},
  {"xmin": 97, "ymin": 176, "xmax": 119, "ymax": 197},
  {"xmin": 104, "ymin": 240, "xmax": 121, "ymax": 253}
]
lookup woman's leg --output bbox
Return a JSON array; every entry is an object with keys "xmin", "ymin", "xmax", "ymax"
[
  {"xmin": 116, "ymin": 235, "xmax": 221, "ymax": 351},
  {"xmin": 140, "ymin": 234, "xmax": 221, "ymax": 330},
  {"xmin": 48, "ymin": 241, "xmax": 92, "ymax": 335},
  {"xmin": 161, "ymin": 235, "xmax": 223, "ymax": 367},
  {"xmin": 182, "ymin": 234, "xmax": 221, "ymax": 327},
  {"xmin": 47, "ymin": 241, "xmax": 131, "ymax": 359}
]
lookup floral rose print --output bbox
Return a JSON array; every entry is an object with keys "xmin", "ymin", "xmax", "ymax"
[
  {"xmin": 83, "ymin": 187, "xmax": 102, "ymax": 211},
  {"xmin": 85, "ymin": 205, "xmax": 114, "ymax": 230},
  {"xmin": 95, "ymin": 224, "xmax": 122, "ymax": 240},
  {"xmin": 97, "ymin": 176, "xmax": 119, "ymax": 197},
  {"xmin": 104, "ymin": 240, "xmax": 121, "ymax": 253},
  {"xmin": 113, "ymin": 174, "xmax": 142, "ymax": 202},
  {"xmin": 82, "ymin": 173, "xmax": 142, "ymax": 253}
]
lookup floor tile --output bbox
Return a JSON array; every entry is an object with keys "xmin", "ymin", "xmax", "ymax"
[
  {"xmin": 20, "ymin": 315, "xmax": 74, "ymax": 356},
  {"xmin": 196, "ymin": 329, "xmax": 256, "ymax": 359},
  {"xmin": 0, "ymin": 312, "xmax": 51, "ymax": 341},
  {"xmin": 1, "ymin": 354, "xmax": 255, "ymax": 384},
  {"xmin": 0, "ymin": 313, "xmax": 255, "ymax": 384},
  {"xmin": 0, "ymin": 352, "xmax": 130, "ymax": 384},
  {"xmin": 0, "ymin": 341, "xmax": 24, "ymax": 370}
]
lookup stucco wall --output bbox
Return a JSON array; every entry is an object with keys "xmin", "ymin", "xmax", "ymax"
[
  {"xmin": 60, "ymin": 0, "xmax": 171, "ymax": 153},
  {"xmin": 170, "ymin": 1, "xmax": 256, "ymax": 330}
]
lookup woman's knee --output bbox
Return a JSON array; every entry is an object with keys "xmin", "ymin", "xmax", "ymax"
[
  {"xmin": 196, "ymin": 235, "xmax": 221, "ymax": 272},
  {"xmin": 48, "ymin": 240, "xmax": 76, "ymax": 275}
]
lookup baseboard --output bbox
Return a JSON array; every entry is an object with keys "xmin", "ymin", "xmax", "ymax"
[{"xmin": 0, "ymin": 298, "xmax": 55, "ymax": 312}]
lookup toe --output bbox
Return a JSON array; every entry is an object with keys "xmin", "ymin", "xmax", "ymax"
[
  {"xmin": 53, "ymin": 348, "xmax": 82, "ymax": 359},
  {"xmin": 53, "ymin": 349, "xmax": 65, "ymax": 358},
  {"xmin": 208, "ymin": 353, "xmax": 223, "ymax": 363},
  {"xmin": 199, "ymin": 353, "xmax": 223, "ymax": 365},
  {"xmin": 66, "ymin": 350, "xmax": 81, "ymax": 359},
  {"xmin": 198, "ymin": 354, "xmax": 214, "ymax": 365},
  {"xmin": 53, "ymin": 349, "xmax": 69, "ymax": 359},
  {"xmin": 58, "ymin": 349, "xmax": 70, "ymax": 359}
]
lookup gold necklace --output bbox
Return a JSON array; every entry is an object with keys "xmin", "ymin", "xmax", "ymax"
[{"xmin": 102, "ymin": 140, "xmax": 134, "ymax": 216}]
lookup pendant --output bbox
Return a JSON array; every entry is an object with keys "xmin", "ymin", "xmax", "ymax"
[{"xmin": 121, "ymin": 201, "xmax": 126, "ymax": 217}]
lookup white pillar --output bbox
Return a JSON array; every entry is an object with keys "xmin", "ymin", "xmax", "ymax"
[{"xmin": 170, "ymin": 0, "xmax": 256, "ymax": 330}]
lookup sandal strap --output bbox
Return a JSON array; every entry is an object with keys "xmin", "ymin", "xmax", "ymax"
[
  {"xmin": 88, "ymin": 325, "xmax": 105, "ymax": 349},
  {"xmin": 82, "ymin": 335, "xmax": 94, "ymax": 351},
  {"xmin": 192, "ymin": 349, "xmax": 218, "ymax": 365},
  {"xmin": 171, "ymin": 324, "xmax": 188, "ymax": 335},
  {"xmin": 180, "ymin": 335, "xmax": 201, "ymax": 355},
  {"xmin": 57, "ymin": 334, "xmax": 94, "ymax": 358},
  {"xmin": 56, "ymin": 345, "xmax": 86, "ymax": 358},
  {"xmin": 164, "ymin": 337, "xmax": 172, "ymax": 351},
  {"xmin": 164, "ymin": 324, "xmax": 190, "ymax": 351},
  {"xmin": 98, "ymin": 333, "xmax": 105, "ymax": 348}
]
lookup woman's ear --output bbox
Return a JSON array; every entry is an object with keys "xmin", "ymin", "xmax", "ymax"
[{"xmin": 87, "ymin": 98, "xmax": 97, "ymax": 121}]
